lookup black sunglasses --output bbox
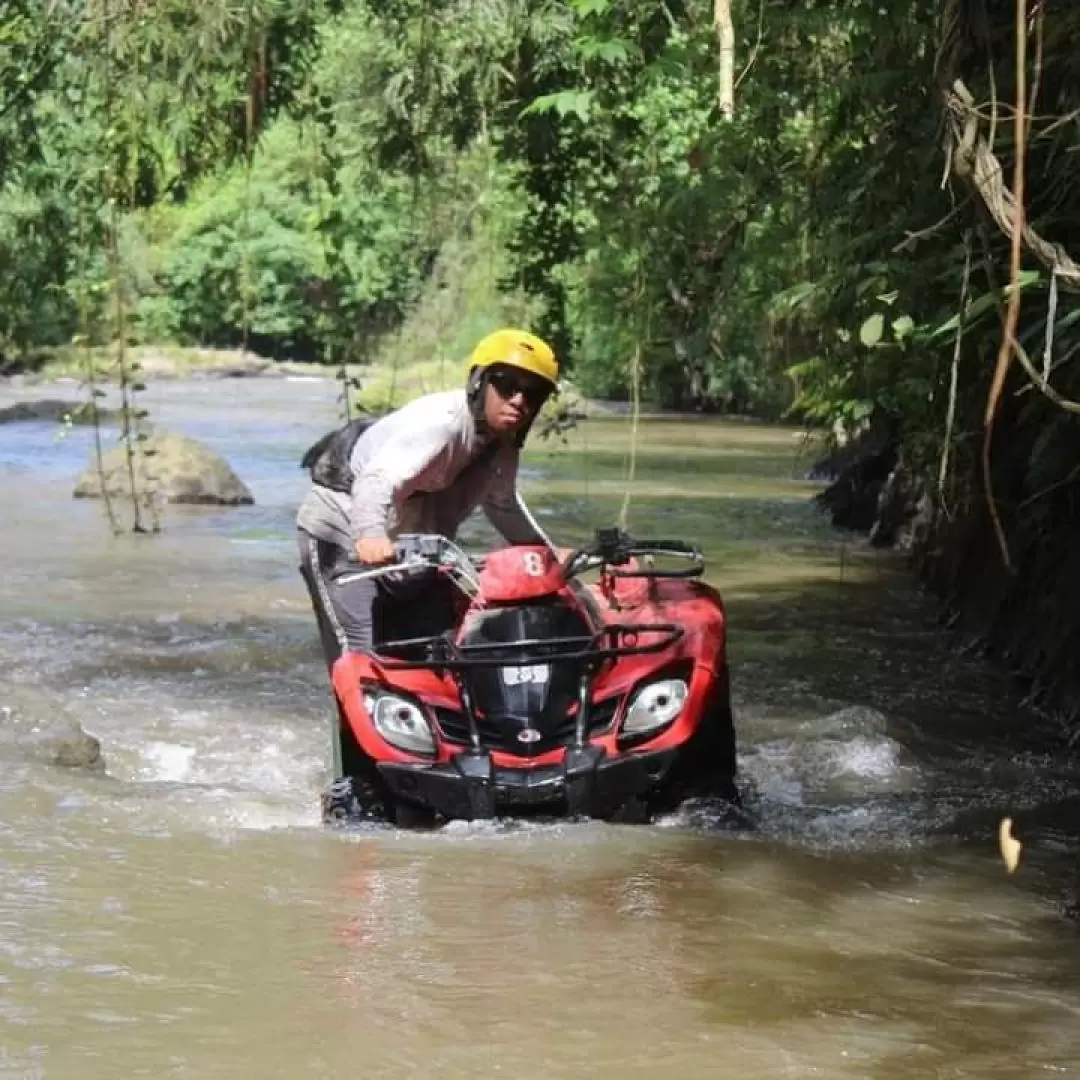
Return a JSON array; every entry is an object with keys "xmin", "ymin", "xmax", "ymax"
[{"xmin": 488, "ymin": 368, "xmax": 551, "ymax": 409}]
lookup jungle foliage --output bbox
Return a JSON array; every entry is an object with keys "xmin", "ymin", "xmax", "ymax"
[
  {"xmin": 0, "ymin": 0, "xmax": 954, "ymax": 419},
  {"xmin": 3, "ymin": 0, "xmax": 1079, "ymax": 450}
]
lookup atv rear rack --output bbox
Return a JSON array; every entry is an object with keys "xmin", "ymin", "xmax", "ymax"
[{"xmin": 371, "ymin": 621, "xmax": 685, "ymax": 671}]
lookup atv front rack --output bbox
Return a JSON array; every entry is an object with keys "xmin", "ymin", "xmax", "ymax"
[
  {"xmin": 371, "ymin": 621, "xmax": 684, "ymax": 671},
  {"xmin": 369, "ymin": 623, "xmax": 684, "ymax": 759}
]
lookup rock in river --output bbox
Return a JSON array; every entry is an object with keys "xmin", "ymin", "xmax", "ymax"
[
  {"xmin": 73, "ymin": 429, "xmax": 254, "ymax": 506},
  {"xmin": 0, "ymin": 684, "xmax": 106, "ymax": 772}
]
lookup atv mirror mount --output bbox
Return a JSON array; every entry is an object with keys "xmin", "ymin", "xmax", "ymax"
[
  {"xmin": 593, "ymin": 526, "xmax": 634, "ymax": 566},
  {"xmin": 559, "ymin": 526, "xmax": 633, "ymax": 579},
  {"xmin": 561, "ymin": 526, "xmax": 705, "ymax": 582}
]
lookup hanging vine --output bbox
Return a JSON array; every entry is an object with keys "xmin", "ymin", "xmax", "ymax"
[
  {"xmin": 239, "ymin": 0, "xmax": 265, "ymax": 360},
  {"xmin": 387, "ymin": 0, "xmax": 436, "ymax": 410},
  {"xmin": 73, "ymin": 235, "xmax": 120, "ymax": 535},
  {"xmin": 617, "ymin": 249, "xmax": 646, "ymax": 533},
  {"xmin": 309, "ymin": 81, "xmax": 353, "ymax": 422},
  {"xmin": 100, "ymin": 0, "xmax": 157, "ymax": 534}
]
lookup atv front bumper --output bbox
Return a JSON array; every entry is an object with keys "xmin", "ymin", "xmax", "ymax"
[{"xmin": 377, "ymin": 744, "xmax": 678, "ymax": 820}]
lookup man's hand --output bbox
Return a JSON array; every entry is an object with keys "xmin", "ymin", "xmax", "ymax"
[{"xmin": 355, "ymin": 536, "xmax": 396, "ymax": 565}]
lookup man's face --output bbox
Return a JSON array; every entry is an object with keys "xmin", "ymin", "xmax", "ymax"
[{"xmin": 482, "ymin": 365, "xmax": 551, "ymax": 437}]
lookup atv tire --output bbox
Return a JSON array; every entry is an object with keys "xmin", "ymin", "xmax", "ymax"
[
  {"xmin": 321, "ymin": 776, "xmax": 363, "ymax": 823},
  {"xmin": 388, "ymin": 798, "xmax": 438, "ymax": 830},
  {"xmin": 708, "ymin": 665, "xmax": 740, "ymax": 803}
]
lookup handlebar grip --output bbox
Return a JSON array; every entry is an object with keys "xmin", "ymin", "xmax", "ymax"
[
  {"xmin": 393, "ymin": 533, "xmax": 444, "ymax": 563},
  {"xmin": 633, "ymin": 539, "xmax": 698, "ymax": 554}
]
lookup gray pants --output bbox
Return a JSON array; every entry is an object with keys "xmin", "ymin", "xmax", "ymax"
[{"xmin": 296, "ymin": 529, "xmax": 458, "ymax": 668}]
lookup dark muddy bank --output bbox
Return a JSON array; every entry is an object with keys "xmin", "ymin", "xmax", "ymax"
[{"xmin": 813, "ymin": 413, "xmax": 1080, "ymax": 733}]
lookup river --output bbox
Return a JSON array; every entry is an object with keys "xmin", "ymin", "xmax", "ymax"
[{"xmin": 2, "ymin": 375, "xmax": 1080, "ymax": 1078}]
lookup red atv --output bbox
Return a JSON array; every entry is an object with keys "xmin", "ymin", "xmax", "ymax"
[{"xmin": 321, "ymin": 527, "xmax": 739, "ymax": 827}]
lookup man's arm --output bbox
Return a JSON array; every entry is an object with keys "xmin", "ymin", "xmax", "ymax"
[
  {"xmin": 482, "ymin": 449, "xmax": 554, "ymax": 548},
  {"xmin": 348, "ymin": 419, "xmax": 451, "ymax": 545}
]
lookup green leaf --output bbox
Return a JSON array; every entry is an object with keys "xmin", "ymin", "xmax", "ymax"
[
  {"xmin": 771, "ymin": 281, "xmax": 819, "ymax": 311},
  {"xmin": 519, "ymin": 90, "xmax": 594, "ymax": 122},
  {"xmin": 926, "ymin": 271, "xmax": 1041, "ymax": 340},
  {"xmin": 892, "ymin": 314, "xmax": 915, "ymax": 341},
  {"xmin": 859, "ymin": 313, "xmax": 884, "ymax": 348},
  {"xmin": 575, "ymin": 37, "xmax": 631, "ymax": 64}
]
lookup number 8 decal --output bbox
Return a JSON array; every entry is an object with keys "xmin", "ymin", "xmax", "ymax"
[{"xmin": 522, "ymin": 551, "xmax": 545, "ymax": 577}]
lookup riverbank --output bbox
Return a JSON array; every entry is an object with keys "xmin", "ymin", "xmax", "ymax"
[
  {"xmin": 1, "ymin": 344, "xmax": 798, "ymax": 425},
  {"xmin": 1, "ymin": 344, "xmax": 348, "ymax": 386},
  {"xmin": 810, "ymin": 415, "xmax": 1080, "ymax": 734}
]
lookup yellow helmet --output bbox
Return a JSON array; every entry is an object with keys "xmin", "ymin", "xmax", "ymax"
[{"xmin": 467, "ymin": 328, "xmax": 559, "ymax": 390}]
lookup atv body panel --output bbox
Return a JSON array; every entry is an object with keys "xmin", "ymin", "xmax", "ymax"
[{"xmin": 323, "ymin": 533, "xmax": 738, "ymax": 825}]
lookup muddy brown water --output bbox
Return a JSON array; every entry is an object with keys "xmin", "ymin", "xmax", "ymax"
[{"xmin": 3, "ymin": 377, "xmax": 1080, "ymax": 1078}]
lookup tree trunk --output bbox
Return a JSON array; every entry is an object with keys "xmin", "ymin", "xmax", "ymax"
[{"xmin": 714, "ymin": 0, "xmax": 735, "ymax": 119}]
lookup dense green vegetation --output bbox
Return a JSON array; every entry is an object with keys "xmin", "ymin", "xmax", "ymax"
[
  {"xmin": 2, "ymin": 0, "xmax": 950, "ymax": 419},
  {"xmin": 4, "ymin": 1, "xmax": 1080, "ymax": 709}
]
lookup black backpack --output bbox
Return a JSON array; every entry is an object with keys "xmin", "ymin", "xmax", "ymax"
[{"xmin": 299, "ymin": 415, "xmax": 376, "ymax": 494}]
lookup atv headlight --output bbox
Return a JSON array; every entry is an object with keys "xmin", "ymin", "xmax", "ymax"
[
  {"xmin": 363, "ymin": 691, "xmax": 435, "ymax": 757},
  {"xmin": 622, "ymin": 678, "xmax": 688, "ymax": 737}
]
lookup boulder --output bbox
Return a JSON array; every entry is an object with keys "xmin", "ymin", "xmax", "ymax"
[
  {"xmin": 52, "ymin": 725, "xmax": 105, "ymax": 769},
  {"xmin": 73, "ymin": 430, "xmax": 254, "ymax": 506},
  {"xmin": 868, "ymin": 460, "xmax": 935, "ymax": 550},
  {"xmin": 0, "ymin": 686, "xmax": 105, "ymax": 773}
]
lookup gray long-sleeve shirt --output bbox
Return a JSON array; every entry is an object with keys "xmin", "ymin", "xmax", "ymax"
[{"xmin": 295, "ymin": 389, "xmax": 551, "ymax": 552}]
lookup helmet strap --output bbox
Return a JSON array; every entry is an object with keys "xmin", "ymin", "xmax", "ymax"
[{"xmin": 466, "ymin": 366, "xmax": 490, "ymax": 431}]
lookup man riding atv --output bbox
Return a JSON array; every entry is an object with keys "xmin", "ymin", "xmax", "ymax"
[{"xmin": 296, "ymin": 328, "xmax": 560, "ymax": 671}]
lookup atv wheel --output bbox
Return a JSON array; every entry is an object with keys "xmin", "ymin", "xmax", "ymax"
[
  {"xmin": 607, "ymin": 795, "xmax": 651, "ymax": 825},
  {"xmin": 709, "ymin": 665, "xmax": 738, "ymax": 781},
  {"xmin": 388, "ymin": 798, "xmax": 437, "ymax": 830},
  {"xmin": 321, "ymin": 776, "xmax": 362, "ymax": 823},
  {"xmin": 321, "ymin": 773, "xmax": 395, "ymax": 825},
  {"xmin": 708, "ymin": 666, "xmax": 740, "ymax": 805}
]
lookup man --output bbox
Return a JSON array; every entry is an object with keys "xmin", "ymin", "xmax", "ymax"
[{"xmin": 296, "ymin": 327, "xmax": 559, "ymax": 668}]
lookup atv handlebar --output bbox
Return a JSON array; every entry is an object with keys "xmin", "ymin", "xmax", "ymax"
[
  {"xmin": 337, "ymin": 535, "xmax": 484, "ymax": 595},
  {"xmin": 339, "ymin": 527, "xmax": 705, "ymax": 591},
  {"xmin": 560, "ymin": 527, "xmax": 705, "ymax": 581}
]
